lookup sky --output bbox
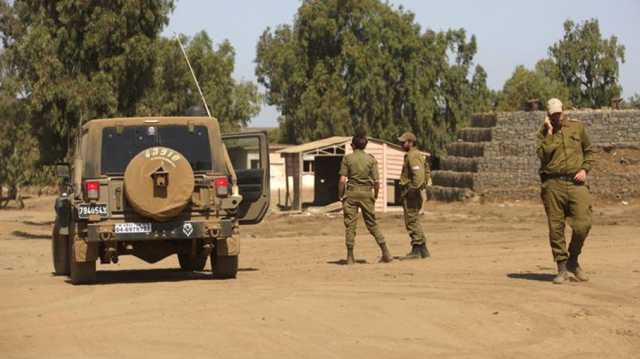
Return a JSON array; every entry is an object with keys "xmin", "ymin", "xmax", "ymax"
[{"xmin": 163, "ymin": 0, "xmax": 640, "ymax": 127}]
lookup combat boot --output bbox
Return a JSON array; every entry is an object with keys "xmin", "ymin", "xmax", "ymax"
[
  {"xmin": 403, "ymin": 245, "xmax": 422, "ymax": 260},
  {"xmin": 346, "ymin": 247, "xmax": 355, "ymax": 265},
  {"xmin": 419, "ymin": 244, "xmax": 431, "ymax": 258},
  {"xmin": 553, "ymin": 260, "xmax": 576, "ymax": 285},
  {"xmin": 379, "ymin": 243, "xmax": 393, "ymax": 263},
  {"xmin": 567, "ymin": 256, "xmax": 589, "ymax": 282}
]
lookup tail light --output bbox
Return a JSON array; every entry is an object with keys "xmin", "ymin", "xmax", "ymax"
[
  {"xmin": 213, "ymin": 177, "xmax": 229, "ymax": 197},
  {"xmin": 85, "ymin": 180, "xmax": 100, "ymax": 200}
]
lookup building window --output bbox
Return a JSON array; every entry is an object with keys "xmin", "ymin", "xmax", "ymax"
[{"xmin": 303, "ymin": 160, "xmax": 314, "ymax": 173}]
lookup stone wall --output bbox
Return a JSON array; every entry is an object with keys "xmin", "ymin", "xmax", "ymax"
[{"xmin": 428, "ymin": 110, "xmax": 640, "ymax": 201}]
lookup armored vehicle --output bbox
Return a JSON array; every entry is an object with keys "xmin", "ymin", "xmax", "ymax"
[{"xmin": 52, "ymin": 116, "xmax": 269, "ymax": 284}]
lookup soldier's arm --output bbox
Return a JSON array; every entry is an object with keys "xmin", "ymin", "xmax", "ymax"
[
  {"xmin": 580, "ymin": 124, "xmax": 595, "ymax": 173},
  {"xmin": 338, "ymin": 157, "xmax": 349, "ymax": 199},
  {"xmin": 370, "ymin": 156, "xmax": 380, "ymax": 200},
  {"xmin": 424, "ymin": 154, "xmax": 432, "ymax": 185},
  {"xmin": 338, "ymin": 176, "xmax": 347, "ymax": 200},
  {"xmin": 536, "ymin": 125, "xmax": 556, "ymax": 161},
  {"xmin": 408, "ymin": 153, "xmax": 425, "ymax": 190}
]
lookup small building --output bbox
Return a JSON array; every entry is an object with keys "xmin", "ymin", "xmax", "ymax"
[
  {"xmin": 269, "ymin": 144, "xmax": 315, "ymax": 207},
  {"xmin": 278, "ymin": 136, "xmax": 427, "ymax": 212}
]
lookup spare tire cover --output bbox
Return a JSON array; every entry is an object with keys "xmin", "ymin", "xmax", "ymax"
[{"xmin": 124, "ymin": 147, "xmax": 194, "ymax": 221}]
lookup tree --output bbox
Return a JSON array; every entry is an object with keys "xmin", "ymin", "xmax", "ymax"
[
  {"xmin": 469, "ymin": 65, "xmax": 496, "ymax": 113},
  {"xmin": 497, "ymin": 61, "xmax": 571, "ymax": 111},
  {"xmin": 0, "ymin": 96, "xmax": 39, "ymax": 208},
  {"xmin": 1, "ymin": 0, "xmax": 175, "ymax": 163},
  {"xmin": 137, "ymin": 32, "xmax": 261, "ymax": 132},
  {"xmin": 255, "ymin": 0, "xmax": 489, "ymax": 153},
  {"xmin": 625, "ymin": 94, "xmax": 640, "ymax": 109},
  {"xmin": 548, "ymin": 19, "xmax": 625, "ymax": 108}
]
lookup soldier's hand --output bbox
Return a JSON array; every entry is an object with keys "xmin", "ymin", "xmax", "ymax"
[
  {"xmin": 574, "ymin": 169, "xmax": 587, "ymax": 183},
  {"xmin": 543, "ymin": 116, "xmax": 554, "ymax": 135}
]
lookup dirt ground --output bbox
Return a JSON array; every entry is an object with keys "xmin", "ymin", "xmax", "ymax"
[{"xmin": 0, "ymin": 196, "xmax": 639, "ymax": 359}]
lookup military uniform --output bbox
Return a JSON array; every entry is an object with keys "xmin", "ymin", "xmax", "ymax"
[
  {"xmin": 537, "ymin": 112, "xmax": 595, "ymax": 282},
  {"xmin": 400, "ymin": 146, "xmax": 429, "ymax": 248},
  {"xmin": 339, "ymin": 149, "xmax": 386, "ymax": 248}
]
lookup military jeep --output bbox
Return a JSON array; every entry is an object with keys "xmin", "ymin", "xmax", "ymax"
[{"xmin": 52, "ymin": 117, "xmax": 269, "ymax": 284}]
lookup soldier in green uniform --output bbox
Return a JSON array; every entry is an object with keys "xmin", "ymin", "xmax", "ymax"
[
  {"xmin": 537, "ymin": 98, "xmax": 594, "ymax": 284},
  {"xmin": 338, "ymin": 133, "xmax": 393, "ymax": 265},
  {"xmin": 398, "ymin": 132, "xmax": 431, "ymax": 260}
]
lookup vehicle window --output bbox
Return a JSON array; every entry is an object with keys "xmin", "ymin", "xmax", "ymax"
[
  {"xmin": 224, "ymin": 137, "xmax": 261, "ymax": 170},
  {"xmin": 158, "ymin": 125, "xmax": 212, "ymax": 171},
  {"xmin": 101, "ymin": 125, "xmax": 212, "ymax": 174},
  {"xmin": 101, "ymin": 127, "xmax": 156, "ymax": 174}
]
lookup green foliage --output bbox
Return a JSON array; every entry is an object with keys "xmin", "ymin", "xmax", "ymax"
[
  {"xmin": 625, "ymin": 94, "xmax": 640, "ymax": 109},
  {"xmin": 266, "ymin": 127, "xmax": 282, "ymax": 144},
  {"xmin": 548, "ymin": 19, "xmax": 625, "ymax": 108},
  {"xmin": 137, "ymin": 32, "xmax": 261, "ymax": 132},
  {"xmin": 255, "ymin": 0, "xmax": 490, "ymax": 153},
  {"xmin": 497, "ymin": 61, "xmax": 571, "ymax": 111},
  {"xmin": 0, "ymin": 97, "xmax": 40, "ymax": 198},
  {"xmin": 1, "ymin": 0, "xmax": 176, "ymax": 163},
  {"xmin": 1, "ymin": 0, "xmax": 260, "ymax": 174}
]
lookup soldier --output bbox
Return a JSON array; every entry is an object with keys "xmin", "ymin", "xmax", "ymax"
[
  {"xmin": 398, "ymin": 132, "xmax": 431, "ymax": 259},
  {"xmin": 338, "ymin": 133, "xmax": 393, "ymax": 265},
  {"xmin": 537, "ymin": 98, "xmax": 594, "ymax": 284}
]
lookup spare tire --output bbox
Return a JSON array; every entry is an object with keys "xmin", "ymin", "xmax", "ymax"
[{"xmin": 124, "ymin": 147, "xmax": 194, "ymax": 221}]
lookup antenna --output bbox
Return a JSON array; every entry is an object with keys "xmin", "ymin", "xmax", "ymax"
[{"xmin": 174, "ymin": 33, "xmax": 212, "ymax": 118}]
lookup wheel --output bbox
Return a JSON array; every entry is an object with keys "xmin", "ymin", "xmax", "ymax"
[
  {"xmin": 177, "ymin": 253, "xmax": 207, "ymax": 271},
  {"xmin": 51, "ymin": 223, "xmax": 70, "ymax": 275},
  {"xmin": 68, "ymin": 237, "xmax": 96, "ymax": 284},
  {"xmin": 211, "ymin": 254, "xmax": 238, "ymax": 279}
]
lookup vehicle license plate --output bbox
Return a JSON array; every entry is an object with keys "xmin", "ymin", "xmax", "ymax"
[
  {"xmin": 77, "ymin": 203, "xmax": 109, "ymax": 218},
  {"xmin": 114, "ymin": 223, "xmax": 152, "ymax": 234}
]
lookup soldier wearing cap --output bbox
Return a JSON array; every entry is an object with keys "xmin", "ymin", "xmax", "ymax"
[
  {"xmin": 338, "ymin": 133, "xmax": 393, "ymax": 265},
  {"xmin": 398, "ymin": 131, "xmax": 431, "ymax": 259},
  {"xmin": 537, "ymin": 98, "xmax": 594, "ymax": 284}
]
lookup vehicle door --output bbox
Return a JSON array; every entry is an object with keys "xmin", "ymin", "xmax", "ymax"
[{"xmin": 222, "ymin": 132, "xmax": 270, "ymax": 224}]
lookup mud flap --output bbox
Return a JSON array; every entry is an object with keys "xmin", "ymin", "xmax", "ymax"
[
  {"xmin": 73, "ymin": 238, "xmax": 98, "ymax": 262},
  {"xmin": 216, "ymin": 236, "xmax": 240, "ymax": 256}
]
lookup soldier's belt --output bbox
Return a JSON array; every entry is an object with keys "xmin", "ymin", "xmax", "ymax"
[
  {"xmin": 347, "ymin": 184, "xmax": 373, "ymax": 191},
  {"xmin": 541, "ymin": 173, "xmax": 576, "ymax": 182}
]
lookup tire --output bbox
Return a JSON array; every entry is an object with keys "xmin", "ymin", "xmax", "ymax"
[
  {"xmin": 51, "ymin": 223, "xmax": 70, "ymax": 275},
  {"xmin": 211, "ymin": 254, "xmax": 238, "ymax": 279},
  {"xmin": 177, "ymin": 253, "xmax": 207, "ymax": 271},
  {"xmin": 124, "ymin": 147, "xmax": 194, "ymax": 221},
  {"xmin": 68, "ymin": 237, "xmax": 96, "ymax": 284}
]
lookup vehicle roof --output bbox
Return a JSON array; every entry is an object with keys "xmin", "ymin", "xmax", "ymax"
[{"xmin": 82, "ymin": 116, "xmax": 220, "ymax": 130}]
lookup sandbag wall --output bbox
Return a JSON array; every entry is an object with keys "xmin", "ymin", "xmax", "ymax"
[{"xmin": 427, "ymin": 110, "xmax": 640, "ymax": 201}]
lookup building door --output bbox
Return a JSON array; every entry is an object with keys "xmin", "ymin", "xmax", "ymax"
[{"xmin": 313, "ymin": 156, "xmax": 342, "ymax": 205}]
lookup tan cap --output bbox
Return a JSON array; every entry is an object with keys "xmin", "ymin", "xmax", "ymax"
[
  {"xmin": 547, "ymin": 98, "xmax": 563, "ymax": 115},
  {"xmin": 398, "ymin": 131, "xmax": 416, "ymax": 142}
]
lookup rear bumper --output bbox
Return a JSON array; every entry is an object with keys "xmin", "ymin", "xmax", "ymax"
[{"xmin": 86, "ymin": 218, "xmax": 235, "ymax": 242}]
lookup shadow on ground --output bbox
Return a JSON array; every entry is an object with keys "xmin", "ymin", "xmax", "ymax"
[
  {"xmin": 10, "ymin": 230, "xmax": 50, "ymax": 240},
  {"xmin": 327, "ymin": 259, "xmax": 368, "ymax": 265},
  {"xmin": 507, "ymin": 272, "xmax": 555, "ymax": 282},
  {"xmin": 22, "ymin": 220, "xmax": 55, "ymax": 226},
  {"xmin": 62, "ymin": 267, "xmax": 259, "ymax": 285}
]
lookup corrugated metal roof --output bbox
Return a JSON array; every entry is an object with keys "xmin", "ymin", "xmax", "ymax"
[
  {"xmin": 277, "ymin": 136, "xmax": 351, "ymax": 154},
  {"xmin": 276, "ymin": 136, "xmax": 429, "ymax": 155}
]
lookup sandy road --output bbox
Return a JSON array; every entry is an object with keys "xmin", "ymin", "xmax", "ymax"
[{"xmin": 0, "ymin": 197, "xmax": 639, "ymax": 358}]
